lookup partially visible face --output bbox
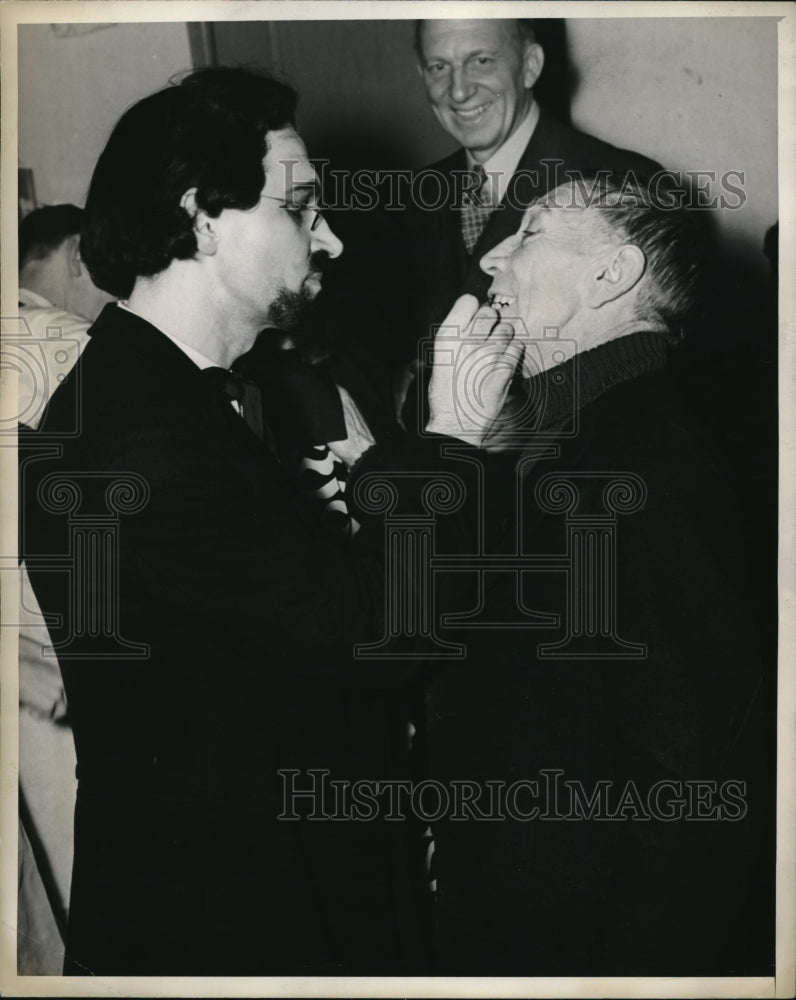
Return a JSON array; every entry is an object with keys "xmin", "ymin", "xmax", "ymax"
[
  {"xmin": 212, "ymin": 127, "xmax": 343, "ymax": 332},
  {"xmin": 480, "ymin": 187, "xmax": 608, "ymax": 348},
  {"xmin": 418, "ymin": 19, "xmax": 538, "ymax": 163},
  {"xmin": 62, "ymin": 238, "xmax": 115, "ymax": 320}
]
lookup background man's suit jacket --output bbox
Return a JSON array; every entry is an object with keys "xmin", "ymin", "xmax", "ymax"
[{"xmin": 22, "ymin": 304, "xmax": 476, "ymax": 976}]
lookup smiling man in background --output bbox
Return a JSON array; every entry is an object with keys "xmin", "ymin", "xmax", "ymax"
[{"xmin": 396, "ymin": 18, "xmax": 661, "ymax": 423}]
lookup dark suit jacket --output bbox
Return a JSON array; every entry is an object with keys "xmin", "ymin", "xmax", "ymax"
[
  {"xmin": 402, "ymin": 108, "xmax": 662, "ymax": 355},
  {"xmin": 21, "ymin": 304, "xmax": 474, "ymax": 975},
  {"xmin": 425, "ymin": 332, "xmax": 774, "ymax": 975}
]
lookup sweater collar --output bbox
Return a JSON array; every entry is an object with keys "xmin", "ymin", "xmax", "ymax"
[{"xmin": 523, "ymin": 329, "xmax": 670, "ymax": 431}]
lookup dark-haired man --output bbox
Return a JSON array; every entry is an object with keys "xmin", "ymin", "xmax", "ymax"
[
  {"xmin": 396, "ymin": 18, "xmax": 661, "ymax": 422},
  {"xmin": 21, "ymin": 67, "xmax": 519, "ymax": 975},
  {"xmin": 424, "ymin": 179, "xmax": 772, "ymax": 975},
  {"xmin": 17, "ymin": 205, "xmax": 110, "ymax": 428},
  {"xmin": 19, "ymin": 204, "xmax": 109, "ymax": 324}
]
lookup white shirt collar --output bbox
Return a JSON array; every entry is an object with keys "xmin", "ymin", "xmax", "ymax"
[
  {"xmin": 18, "ymin": 287, "xmax": 54, "ymax": 309},
  {"xmin": 118, "ymin": 301, "xmax": 221, "ymax": 371},
  {"xmin": 466, "ymin": 99, "xmax": 540, "ymax": 205}
]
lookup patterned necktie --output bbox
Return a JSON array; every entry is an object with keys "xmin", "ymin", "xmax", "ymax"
[
  {"xmin": 460, "ymin": 164, "xmax": 494, "ymax": 254},
  {"xmin": 297, "ymin": 444, "xmax": 359, "ymax": 538}
]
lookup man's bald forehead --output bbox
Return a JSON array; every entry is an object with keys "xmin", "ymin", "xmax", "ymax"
[
  {"xmin": 543, "ymin": 181, "xmax": 595, "ymax": 210},
  {"xmin": 521, "ymin": 190, "xmax": 615, "ymax": 253}
]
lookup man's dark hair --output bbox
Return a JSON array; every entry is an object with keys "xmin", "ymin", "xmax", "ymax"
[
  {"xmin": 80, "ymin": 67, "xmax": 298, "ymax": 299},
  {"xmin": 584, "ymin": 176, "xmax": 708, "ymax": 340},
  {"xmin": 414, "ymin": 18, "xmax": 537, "ymax": 56},
  {"xmin": 19, "ymin": 204, "xmax": 84, "ymax": 269}
]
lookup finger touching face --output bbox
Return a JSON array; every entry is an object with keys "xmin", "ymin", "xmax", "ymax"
[
  {"xmin": 467, "ymin": 302, "xmax": 509, "ymax": 341},
  {"xmin": 440, "ymin": 293, "xmax": 481, "ymax": 335}
]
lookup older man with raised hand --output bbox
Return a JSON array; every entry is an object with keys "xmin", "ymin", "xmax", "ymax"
[
  {"xmin": 20, "ymin": 66, "xmax": 519, "ymax": 976},
  {"xmin": 423, "ymin": 179, "xmax": 773, "ymax": 975},
  {"xmin": 396, "ymin": 18, "xmax": 661, "ymax": 424}
]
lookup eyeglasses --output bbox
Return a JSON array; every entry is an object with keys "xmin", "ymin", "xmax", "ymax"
[{"xmin": 260, "ymin": 194, "xmax": 326, "ymax": 232}]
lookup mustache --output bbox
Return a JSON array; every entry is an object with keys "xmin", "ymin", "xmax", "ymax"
[{"xmin": 309, "ymin": 251, "xmax": 330, "ymax": 274}]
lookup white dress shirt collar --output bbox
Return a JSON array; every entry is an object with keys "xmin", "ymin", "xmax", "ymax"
[
  {"xmin": 18, "ymin": 287, "xmax": 54, "ymax": 309},
  {"xmin": 466, "ymin": 99, "xmax": 540, "ymax": 205}
]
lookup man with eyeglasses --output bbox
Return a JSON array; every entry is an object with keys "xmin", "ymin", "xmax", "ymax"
[{"xmin": 20, "ymin": 66, "xmax": 520, "ymax": 975}]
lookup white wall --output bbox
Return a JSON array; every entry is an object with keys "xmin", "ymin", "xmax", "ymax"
[
  {"xmin": 568, "ymin": 17, "xmax": 778, "ymax": 267},
  {"xmin": 216, "ymin": 16, "xmax": 777, "ymax": 270},
  {"xmin": 17, "ymin": 16, "xmax": 778, "ymax": 271},
  {"xmin": 18, "ymin": 23, "xmax": 193, "ymax": 207}
]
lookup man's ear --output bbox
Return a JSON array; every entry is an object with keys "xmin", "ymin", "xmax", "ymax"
[
  {"xmin": 66, "ymin": 234, "xmax": 82, "ymax": 277},
  {"xmin": 180, "ymin": 188, "xmax": 218, "ymax": 256},
  {"xmin": 522, "ymin": 43, "xmax": 544, "ymax": 90},
  {"xmin": 585, "ymin": 244, "xmax": 647, "ymax": 308}
]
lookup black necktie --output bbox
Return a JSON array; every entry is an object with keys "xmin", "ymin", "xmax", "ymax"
[
  {"xmin": 203, "ymin": 363, "xmax": 359, "ymax": 535},
  {"xmin": 203, "ymin": 367, "xmax": 265, "ymax": 442}
]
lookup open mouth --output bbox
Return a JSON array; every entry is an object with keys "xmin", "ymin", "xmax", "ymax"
[
  {"xmin": 451, "ymin": 101, "xmax": 493, "ymax": 123},
  {"xmin": 490, "ymin": 292, "xmax": 516, "ymax": 316}
]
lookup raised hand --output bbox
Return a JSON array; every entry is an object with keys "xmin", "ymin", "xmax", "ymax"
[{"xmin": 426, "ymin": 294, "xmax": 523, "ymax": 446}]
